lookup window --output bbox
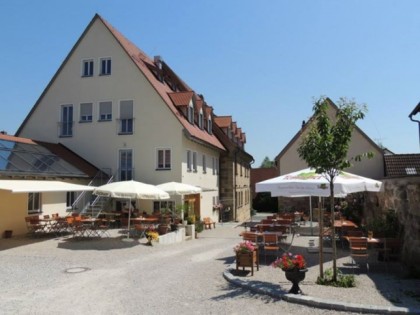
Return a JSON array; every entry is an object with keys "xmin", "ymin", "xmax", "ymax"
[
  {"xmin": 212, "ymin": 157, "xmax": 216, "ymax": 175},
  {"xmin": 100, "ymin": 57, "xmax": 111, "ymax": 75},
  {"xmin": 66, "ymin": 191, "xmax": 76, "ymax": 208},
  {"xmin": 187, "ymin": 150, "xmax": 192, "ymax": 171},
  {"xmin": 60, "ymin": 104, "xmax": 73, "ymax": 137},
  {"xmin": 82, "ymin": 59, "xmax": 94, "ymax": 77},
  {"xmin": 80, "ymin": 103, "xmax": 93, "ymax": 122},
  {"xmin": 192, "ymin": 152, "xmax": 197, "ymax": 172},
  {"xmin": 188, "ymin": 103, "xmax": 194, "ymax": 124},
  {"xmin": 119, "ymin": 100, "xmax": 134, "ymax": 134},
  {"xmin": 119, "ymin": 149, "xmax": 133, "ymax": 180},
  {"xmin": 157, "ymin": 149, "xmax": 171, "ymax": 170},
  {"xmin": 153, "ymin": 200, "xmax": 175, "ymax": 212},
  {"xmin": 215, "ymin": 157, "xmax": 219, "ymax": 175},
  {"xmin": 202, "ymin": 154, "xmax": 206, "ymax": 173},
  {"xmin": 198, "ymin": 109, "xmax": 204, "ymax": 129},
  {"xmin": 207, "ymin": 116, "xmax": 212, "ymax": 134},
  {"xmin": 28, "ymin": 192, "xmax": 40, "ymax": 215},
  {"xmin": 99, "ymin": 101, "xmax": 112, "ymax": 121}
]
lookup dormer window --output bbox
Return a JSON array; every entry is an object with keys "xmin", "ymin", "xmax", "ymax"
[
  {"xmin": 198, "ymin": 109, "xmax": 204, "ymax": 129},
  {"xmin": 188, "ymin": 102, "xmax": 194, "ymax": 124},
  {"xmin": 207, "ymin": 116, "xmax": 212, "ymax": 134}
]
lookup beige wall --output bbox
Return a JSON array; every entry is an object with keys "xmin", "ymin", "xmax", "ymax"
[
  {"xmin": 278, "ymin": 105, "xmax": 384, "ymax": 179},
  {"xmin": 18, "ymin": 19, "xmax": 221, "ymax": 216}
]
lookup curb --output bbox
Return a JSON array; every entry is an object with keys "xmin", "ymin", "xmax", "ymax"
[{"xmin": 223, "ymin": 264, "xmax": 420, "ymax": 315}]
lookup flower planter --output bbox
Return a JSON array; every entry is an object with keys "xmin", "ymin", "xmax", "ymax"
[
  {"xmin": 284, "ymin": 268, "xmax": 307, "ymax": 294},
  {"xmin": 236, "ymin": 250, "xmax": 259, "ymax": 276}
]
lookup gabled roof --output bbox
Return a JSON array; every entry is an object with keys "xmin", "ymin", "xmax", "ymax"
[
  {"xmin": 0, "ymin": 133, "xmax": 99, "ymax": 179},
  {"xmin": 409, "ymin": 102, "xmax": 420, "ymax": 118},
  {"xmin": 17, "ymin": 14, "xmax": 225, "ymax": 152},
  {"xmin": 384, "ymin": 154, "xmax": 420, "ymax": 177},
  {"xmin": 275, "ymin": 98, "xmax": 383, "ymax": 161}
]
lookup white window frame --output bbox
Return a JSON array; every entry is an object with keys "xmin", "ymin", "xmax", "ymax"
[
  {"xmin": 66, "ymin": 191, "xmax": 76, "ymax": 209},
  {"xmin": 80, "ymin": 102, "xmax": 93, "ymax": 122},
  {"xmin": 187, "ymin": 150, "xmax": 192, "ymax": 172},
  {"xmin": 82, "ymin": 59, "xmax": 94, "ymax": 77},
  {"xmin": 207, "ymin": 116, "xmax": 212, "ymax": 134},
  {"xmin": 119, "ymin": 149, "xmax": 133, "ymax": 181},
  {"xmin": 202, "ymin": 154, "xmax": 206, "ymax": 174},
  {"xmin": 28, "ymin": 192, "xmax": 41, "ymax": 215},
  {"xmin": 192, "ymin": 151, "xmax": 197, "ymax": 172},
  {"xmin": 188, "ymin": 102, "xmax": 194, "ymax": 124},
  {"xmin": 99, "ymin": 101, "xmax": 112, "ymax": 121},
  {"xmin": 119, "ymin": 100, "xmax": 134, "ymax": 134},
  {"xmin": 60, "ymin": 104, "xmax": 73, "ymax": 137},
  {"xmin": 157, "ymin": 148, "xmax": 171, "ymax": 170},
  {"xmin": 100, "ymin": 57, "xmax": 112, "ymax": 75},
  {"xmin": 198, "ymin": 109, "xmax": 204, "ymax": 129}
]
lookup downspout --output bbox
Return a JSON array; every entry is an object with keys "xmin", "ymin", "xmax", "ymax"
[{"xmin": 233, "ymin": 148, "xmax": 238, "ymax": 221}]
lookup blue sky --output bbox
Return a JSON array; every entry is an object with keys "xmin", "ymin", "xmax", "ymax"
[{"xmin": 1, "ymin": 0, "xmax": 420, "ymax": 166}]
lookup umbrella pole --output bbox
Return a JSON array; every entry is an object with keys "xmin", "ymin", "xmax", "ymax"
[
  {"xmin": 123, "ymin": 198, "xmax": 134, "ymax": 242},
  {"xmin": 309, "ymin": 196, "xmax": 313, "ymax": 236}
]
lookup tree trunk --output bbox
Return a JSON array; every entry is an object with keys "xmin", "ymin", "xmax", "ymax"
[
  {"xmin": 330, "ymin": 181, "xmax": 337, "ymax": 282},
  {"xmin": 318, "ymin": 199, "xmax": 324, "ymax": 279}
]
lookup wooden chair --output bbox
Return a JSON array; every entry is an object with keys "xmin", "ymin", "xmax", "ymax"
[
  {"xmin": 262, "ymin": 233, "xmax": 280, "ymax": 264},
  {"xmin": 203, "ymin": 217, "xmax": 216, "ymax": 229},
  {"xmin": 349, "ymin": 237, "xmax": 369, "ymax": 272},
  {"xmin": 242, "ymin": 232, "xmax": 259, "ymax": 246}
]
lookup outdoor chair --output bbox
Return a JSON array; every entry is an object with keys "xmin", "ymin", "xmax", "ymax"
[
  {"xmin": 262, "ymin": 233, "xmax": 280, "ymax": 264},
  {"xmin": 241, "ymin": 232, "xmax": 259, "ymax": 246},
  {"xmin": 349, "ymin": 237, "xmax": 369, "ymax": 272},
  {"xmin": 203, "ymin": 217, "xmax": 216, "ymax": 229}
]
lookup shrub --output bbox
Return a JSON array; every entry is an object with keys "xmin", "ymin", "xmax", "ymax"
[{"xmin": 316, "ymin": 268, "xmax": 355, "ymax": 288}]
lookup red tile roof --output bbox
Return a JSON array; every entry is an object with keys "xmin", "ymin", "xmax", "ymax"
[
  {"xmin": 0, "ymin": 133, "xmax": 36, "ymax": 145},
  {"xmin": 168, "ymin": 91, "xmax": 194, "ymax": 106},
  {"xmin": 100, "ymin": 15, "xmax": 225, "ymax": 151},
  {"xmin": 214, "ymin": 116, "xmax": 232, "ymax": 128},
  {"xmin": 384, "ymin": 154, "xmax": 420, "ymax": 177}
]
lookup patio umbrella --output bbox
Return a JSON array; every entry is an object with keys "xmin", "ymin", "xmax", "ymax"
[
  {"xmin": 256, "ymin": 167, "xmax": 382, "ymax": 197},
  {"xmin": 156, "ymin": 182, "xmax": 202, "ymax": 221},
  {"xmin": 93, "ymin": 180, "xmax": 170, "ymax": 241},
  {"xmin": 256, "ymin": 168, "xmax": 383, "ymax": 234}
]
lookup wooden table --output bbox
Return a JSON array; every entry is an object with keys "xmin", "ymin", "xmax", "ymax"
[{"xmin": 334, "ymin": 220, "xmax": 358, "ymax": 228}]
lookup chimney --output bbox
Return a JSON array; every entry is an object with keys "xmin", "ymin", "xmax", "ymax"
[{"xmin": 0, "ymin": 130, "xmax": 7, "ymax": 135}]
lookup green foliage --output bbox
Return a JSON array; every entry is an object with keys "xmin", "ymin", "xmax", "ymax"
[
  {"xmin": 316, "ymin": 268, "xmax": 355, "ymax": 288},
  {"xmin": 297, "ymin": 96, "xmax": 369, "ymax": 175},
  {"xmin": 260, "ymin": 156, "xmax": 275, "ymax": 168},
  {"xmin": 195, "ymin": 220, "xmax": 204, "ymax": 233},
  {"xmin": 366, "ymin": 209, "xmax": 401, "ymax": 237}
]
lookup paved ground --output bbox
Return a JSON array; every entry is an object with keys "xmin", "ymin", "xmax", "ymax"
[{"xmin": 0, "ymin": 219, "xmax": 419, "ymax": 315}]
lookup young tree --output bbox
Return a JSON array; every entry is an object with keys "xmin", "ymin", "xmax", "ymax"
[
  {"xmin": 297, "ymin": 96, "xmax": 370, "ymax": 281},
  {"xmin": 260, "ymin": 156, "xmax": 274, "ymax": 168}
]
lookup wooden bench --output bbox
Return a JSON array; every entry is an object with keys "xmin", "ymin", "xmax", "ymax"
[{"xmin": 203, "ymin": 217, "xmax": 216, "ymax": 229}]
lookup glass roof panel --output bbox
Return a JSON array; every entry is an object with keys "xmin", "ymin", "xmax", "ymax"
[{"xmin": 0, "ymin": 139, "xmax": 87, "ymax": 177}]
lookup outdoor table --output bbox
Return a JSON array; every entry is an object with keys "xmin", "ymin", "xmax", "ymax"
[{"xmin": 334, "ymin": 220, "xmax": 358, "ymax": 228}]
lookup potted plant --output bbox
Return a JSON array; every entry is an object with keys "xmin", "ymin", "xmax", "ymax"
[
  {"xmin": 145, "ymin": 227, "xmax": 159, "ymax": 246},
  {"xmin": 194, "ymin": 219, "xmax": 204, "ymax": 238},
  {"xmin": 234, "ymin": 241, "xmax": 259, "ymax": 275},
  {"xmin": 272, "ymin": 252, "xmax": 307, "ymax": 294}
]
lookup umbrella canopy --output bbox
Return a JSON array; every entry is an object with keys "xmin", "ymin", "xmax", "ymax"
[
  {"xmin": 93, "ymin": 180, "xmax": 170, "ymax": 200},
  {"xmin": 93, "ymin": 180, "xmax": 169, "ymax": 241},
  {"xmin": 256, "ymin": 168, "xmax": 382, "ymax": 197},
  {"xmin": 156, "ymin": 182, "xmax": 202, "ymax": 195}
]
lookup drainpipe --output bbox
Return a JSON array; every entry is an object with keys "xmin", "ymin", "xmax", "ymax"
[{"xmin": 409, "ymin": 102, "xmax": 420, "ymax": 149}]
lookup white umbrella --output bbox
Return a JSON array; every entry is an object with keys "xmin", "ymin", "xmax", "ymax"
[
  {"xmin": 256, "ymin": 168, "xmax": 382, "ymax": 197},
  {"xmin": 93, "ymin": 180, "xmax": 170, "ymax": 241},
  {"xmin": 156, "ymin": 182, "xmax": 202, "ymax": 221},
  {"xmin": 256, "ymin": 168, "xmax": 383, "ymax": 235}
]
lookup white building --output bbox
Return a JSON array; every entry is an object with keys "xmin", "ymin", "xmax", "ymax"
[{"xmin": 17, "ymin": 14, "xmax": 226, "ymax": 221}]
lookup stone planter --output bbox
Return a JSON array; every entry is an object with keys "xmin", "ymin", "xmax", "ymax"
[
  {"xmin": 284, "ymin": 268, "xmax": 307, "ymax": 294},
  {"xmin": 236, "ymin": 250, "xmax": 259, "ymax": 276}
]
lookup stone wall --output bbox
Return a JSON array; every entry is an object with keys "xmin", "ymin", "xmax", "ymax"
[{"xmin": 374, "ymin": 177, "xmax": 420, "ymax": 267}]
